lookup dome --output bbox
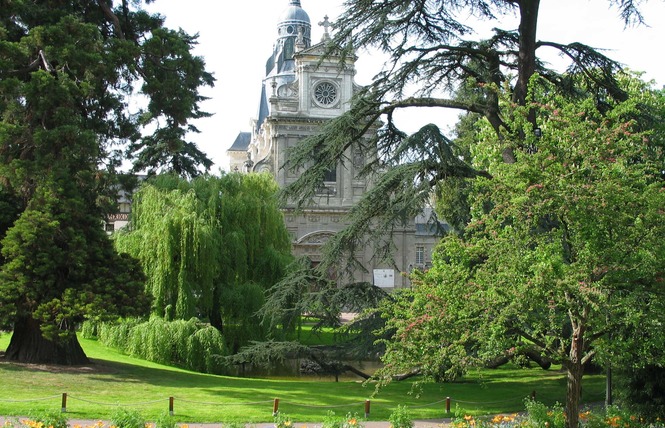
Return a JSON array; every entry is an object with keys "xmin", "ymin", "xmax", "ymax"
[{"xmin": 278, "ymin": 1, "xmax": 310, "ymax": 25}]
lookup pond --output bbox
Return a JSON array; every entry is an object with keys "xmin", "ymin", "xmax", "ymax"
[{"xmin": 233, "ymin": 358, "xmax": 384, "ymax": 382}]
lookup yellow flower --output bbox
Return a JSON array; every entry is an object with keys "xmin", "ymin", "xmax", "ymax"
[
  {"xmin": 284, "ymin": 421, "xmax": 292, "ymax": 428},
  {"xmin": 348, "ymin": 418, "xmax": 357, "ymax": 426}
]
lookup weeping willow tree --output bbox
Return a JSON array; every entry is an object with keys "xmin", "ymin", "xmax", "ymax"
[{"xmin": 114, "ymin": 173, "xmax": 292, "ymax": 348}]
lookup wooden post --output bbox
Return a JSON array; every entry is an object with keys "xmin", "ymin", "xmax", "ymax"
[
  {"xmin": 446, "ymin": 397, "xmax": 451, "ymax": 414},
  {"xmin": 273, "ymin": 398, "xmax": 280, "ymax": 416},
  {"xmin": 169, "ymin": 396, "xmax": 174, "ymax": 416},
  {"xmin": 531, "ymin": 390, "xmax": 536, "ymax": 400},
  {"xmin": 364, "ymin": 400, "xmax": 370, "ymax": 418},
  {"xmin": 61, "ymin": 393, "xmax": 67, "ymax": 413}
]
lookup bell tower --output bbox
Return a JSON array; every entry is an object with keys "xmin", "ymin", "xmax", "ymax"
[{"xmin": 227, "ymin": 1, "xmax": 439, "ymax": 288}]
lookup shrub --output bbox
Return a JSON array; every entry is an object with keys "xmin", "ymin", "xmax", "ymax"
[
  {"xmin": 97, "ymin": 317, "xmax": 143, "ymax": 351},
  {"xmin": 321, "ymin": 410, "xmax": 364, "ymax": 428},
  {"xmin": 125, "ymin": 317, "xmax": 198, "ymax": 364},
  {"xmin": 616, "ymin": 365, "xmax": 665, "ymax": 420},
  {"xmin": 154, "ymin": 412, "xmax": 177, "ymax": 428},
  {"xmin": 388, "ymin": 405, "xmax": 414, "ymax": 428},
  {"xmin": 80, "ymin": 320, "xmax": 98, "ymax": 339},
  {"xmin": 186, "ymin": 324, "xmax": 229, "ymax": 374},
  {"xmin": 27, "ymin": 410, "xmax": 68, "ymax": 428},
  {"xmin": 274, "ymin": 412, "xmax": 294, "ymax": 428},
  {"xmin": 523, "ymin": 398, "xmax": 565, "ymax": 428},
  {"xmin": 96, "ymin": 316, "xmax": 231, "ymax": 374},
  {"xmin": 110, "ymin": 408, "xmax": 145, "ymax": 428}
]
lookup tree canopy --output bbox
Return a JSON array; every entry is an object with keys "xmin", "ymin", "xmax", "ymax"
[
  {"xmin": 374, "ymin": 77, "xmax": 665, "ymax": 428},
  {"xmin": 113, "ymin": 173, "xmax": 293, "ymax": 351},
  {"xmin": 281, "ymin": 0, "xmax": 658, "ymax": 271},
  {"xmin": 0, "ymin": 0, "xmax": 214, "ymax": 364}
]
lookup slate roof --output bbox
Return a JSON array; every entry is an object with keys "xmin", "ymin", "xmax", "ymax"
[{"xmin": 228, "ymin": 132, "xmax": 251, "ymax": 152}]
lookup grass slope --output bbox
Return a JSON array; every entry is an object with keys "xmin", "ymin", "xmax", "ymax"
[{"xmin": 0, "ymin": 334, "xmax": 605, "ymax": 423}]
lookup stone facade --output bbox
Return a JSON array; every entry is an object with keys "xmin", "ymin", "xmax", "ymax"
[{"xmin": 228, "ymin": 1, "xmax": 441, "ymax": 288}]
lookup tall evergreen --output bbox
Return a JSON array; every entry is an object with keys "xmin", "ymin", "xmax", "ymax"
[{"xmin": 0, "ymin": 0, "xmax": 214, "ymax": 364}]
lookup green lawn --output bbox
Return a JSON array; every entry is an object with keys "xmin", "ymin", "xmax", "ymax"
[{"xmin": 0, "ymin": 333, "xmax": 605, "ymax": 423}]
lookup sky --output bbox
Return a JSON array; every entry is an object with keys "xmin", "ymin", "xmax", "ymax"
[{"xmin": 145, "ymin": 0, "xmax": 665, "ymax": 173}]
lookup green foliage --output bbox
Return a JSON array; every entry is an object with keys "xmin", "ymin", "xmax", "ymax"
[
  {"xmin": 259, "ymin": 256, "xmax": 337, "ymax": 337},
  {"xmin": 220, "ymin": 281, "xmax": 266, "ymax": 353},
  {"xmin": 260, "ymin": 255, "xmax": 389, "ymax": 361},
  {"xmin": 95, "ymin": 317, "xmax": 229, "ymax": 374},
  {"xmin": 388, "ymin": 405, "xmax": 414, "ymax": 428},
  {"xmin": 0, "ymin": 0, "xmax": 213, "ymax": 362},
  {"xmin": 523, "ymin": 399, "xmax": 566, "ymax": 428},
  {"xmin": 375, "ymin": 75, "xmax": 665, "ymax": 428},
  {"xmin": 226, "ymin": 340, "xmax": 312, "ymax": 370},
  {"xmin": 96, "ymin": 318, "xmax": 144, "ymax": 351},
  {"xmin": 321, "ymin": 411, "xmax": 364, "ymax": 428},
  {"xmin": 0, "ymin": 186, "xmax": 21, "ymax": 271},
  {"xmin": 80, "ymin": 320, "xmax": 98, "ymax": 339},
  {"xmin": 125, "ymin": 317, "xmax": 198, "ymax": 366},
  {"xmin": 186, "ymin": 325, "xmax": 229, "ymax": 374},
  {"xmin": 616, "ymin": 365, "xmax": 665, "ymax": 420},
  {"xmin": 110, "ymin": 408, "xmax": 146, "ymax": 428},
  {"xmin": 282, "ymin": 0, "xmax": 653, "ymax": 274},
  {"xmin": 0, "ymin": 182, "xmax": 149, "ymax": 343},
  {"xmin": 273, "ymin": 412, "xmax": 294, "ymax": 428},
  {"xmin": 26, "ymin": 409, "xmax": 68, "ymax": 428},
  {"xmin": 114, "ymin": 173, "xmax": 292, "ymax": 349},
  {"xmin": 154, "ymin": 412, "xmax": 177, "ymax": 428}
]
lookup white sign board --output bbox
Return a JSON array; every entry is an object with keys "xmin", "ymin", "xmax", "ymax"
[{"xmin": 373, "ymin": 269, "xmax": 395, "ymax": 288}]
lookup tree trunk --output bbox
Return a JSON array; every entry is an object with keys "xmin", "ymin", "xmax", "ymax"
[
  {"xmin": 514, "ymin": 0, "xmax": 541, "ymax": 107},
  {"xmin": 564, "ymin": 326, "xmax": 585, "ymax": 428},
  {"xmin": 3, "ymin": 316, "xmax": 89, "ymax": 365}
]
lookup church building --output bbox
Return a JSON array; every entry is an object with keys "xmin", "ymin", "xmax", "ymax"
[{"xmin": 227, "ymin": 0, "xmax": 442, "ymax": 288}]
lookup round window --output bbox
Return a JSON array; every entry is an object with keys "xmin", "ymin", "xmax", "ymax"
[{"xmin": 314, "ymin": 82, "xmax": 338, "ymax": 107}]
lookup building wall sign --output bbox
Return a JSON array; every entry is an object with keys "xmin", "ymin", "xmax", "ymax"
[
  {"xmin": 373, "ymin": 269, "xmax": 395, "ymax": 288},
  {"xmin": 106, "ymin": 213, "xmax": 129, "ymax": 222}
]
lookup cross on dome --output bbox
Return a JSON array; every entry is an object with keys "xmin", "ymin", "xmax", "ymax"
[{"xmin": 319, "ymin": 15, "xmax": 332, "ymax": 40}]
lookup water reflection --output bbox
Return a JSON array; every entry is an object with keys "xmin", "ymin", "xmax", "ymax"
[{"xmin": 235, "ymin": 358, "xmax": 384, "ymax": 382}]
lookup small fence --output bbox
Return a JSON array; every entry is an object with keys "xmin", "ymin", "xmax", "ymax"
[{"xmin": 0, "ymin": 391, "xmax": 540, "ymax": 419}]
